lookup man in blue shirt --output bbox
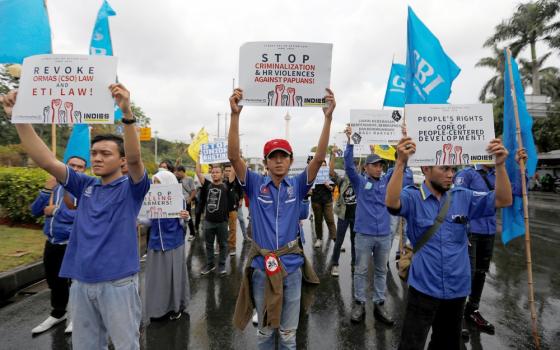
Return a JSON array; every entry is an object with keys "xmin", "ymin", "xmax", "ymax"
[
  {"xmin": 3, "ymin": 84, "xmax": 149, "ymax": 350},
  {"xmin": 30, "ymin": 156, "xmax": 86, "ymax": 335},
  {"xmin": 386, "ymin": 135, "xmax": 513, "ymax": 350},
  {"xmin": 343, "ymin": 125, "xmax": 397, "ymax": 326},
  {"xmin": 454, "ymin": 149, "xmax": 527, "ymax": 333},
  {"xmin": 228, "ymin": 87, "xmax": 334, "ymax": 349}
]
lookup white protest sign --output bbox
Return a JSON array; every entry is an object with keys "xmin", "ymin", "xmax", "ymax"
[
  {"xmin": 12, "ymin": 54, "xmax": 118, "ymax": 124},
  {"xmin": 200, "ymin": 141, "xmax": 229, "ymax": 164},
  {"xmin": 288, "ymin": 156, "xmax": 309, "ymax": 177},
  {"xmin": 314, "ymin": 166, "xmax": 333, "ymax": 185},
  {"xmin": 333, "ymin": 132, "xmax": 369, "ymax": 157},
  {"xmin": 140, "ymin": 184, "xmax": 183, "ymax": 219},
  {"xmin": 239, "ymin": 41, "xmax": 332, "ymax": 107},
  {"xmin": 405, "ymin": 104, "xmax": 495, "ymax": 166},
  {"xmin": 350, "ymin": 109, "xmax": 403, "ymax": 145}
]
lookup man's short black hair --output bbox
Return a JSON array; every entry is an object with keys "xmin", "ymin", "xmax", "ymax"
[
  {"xmin": 176, "ymin": 165, "xmax": 186, "ymax": 172},
  {"xmin": 91, "ymin": 134, "xmax": 125, "ymax": 157},
  {"xmin": 224, "ymin": 163, "xmax": 232, "ymax": 168}
]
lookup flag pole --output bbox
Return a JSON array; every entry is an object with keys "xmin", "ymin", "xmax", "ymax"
[
  {"xmin": 49, "ymin": 123, "xmax": 57, "ymax": 206},
  {"xmin": 506, "ymin": 47, "xmax": 540, "ymax": 350}
]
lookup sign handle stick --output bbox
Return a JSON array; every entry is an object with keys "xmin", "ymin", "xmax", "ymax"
[
  {"xmin": 49, "ymin": 123, "xmax": 57, "ymax": 206},
  {"xmin": 506, "ymin": 47, "xmax": 540, "ymax": 350}
]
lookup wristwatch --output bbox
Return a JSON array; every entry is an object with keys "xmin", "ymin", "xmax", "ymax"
[{"xmin": 121, "ymin": 116, "xmax": 137, "ymax": 125}]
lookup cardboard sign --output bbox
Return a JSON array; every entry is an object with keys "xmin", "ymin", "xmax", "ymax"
[
  {"xmin": 239, "ymin": 41, "xmax": 332, "ymax": 107},
  {"xmin": 140, "ymin": 184, "xmax": 183, "ymax": 219},
  {"xmin": 200, "ymin": 141, "xmax": 229, "ymax": 164},
  {"xmin": 139, "ymin": 127, "xmax": 151, "ymax": 141},
  {"xmin": 405, "ymin": 104, "xmax": 496, "ymax": 166},
  {"xmin": 12, "ymin": 54, "xmax": 117, "ymax": 124},
  {"xmin": 350, "ymin": 109, "xmax": 403, "ymax": 145}
]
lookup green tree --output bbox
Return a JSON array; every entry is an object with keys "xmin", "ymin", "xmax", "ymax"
[
  {"xmin": 475, "ymin": 45, "xmax": 507, "ymax": 102},
  {"xmin": 484, "ymin": 0, "xmax": 559, "ymax": 95}
]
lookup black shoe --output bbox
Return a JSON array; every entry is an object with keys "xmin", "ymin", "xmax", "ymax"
[
  {"xmin": 465, "ymin": 309, "xmax": 495, "ymax": 334},
  {"xmin": 373, "ymin": 302, "xmax": 394, "ymax": 326},
  {"xmin": 350, "ymin": 301, "xmax": 365, "ymax": 323},
  {"xmin": 169, "ymin": 311, "xmax": 182, "ymax": 320},
  {"xmin": 461, "ymin": 328, "xmax": 470, "ymax": 341},
  {"xmin": 201, "ymin": 264, "xmax": 215, "ymax": 275},
  {"xmin": 218, "ymin": 265, "xmax": 227, "ymax": 275}
]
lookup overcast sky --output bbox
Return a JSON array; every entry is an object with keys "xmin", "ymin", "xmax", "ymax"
[{"xmin": 47, "ymin": 0, "xmax": 559, "ymax": 158}]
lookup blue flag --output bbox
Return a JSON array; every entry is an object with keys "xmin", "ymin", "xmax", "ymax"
[
  {"xmin": 383, "ymin": 63, "xmax": 406, "ymax": 107},
  {"xmin": 0, "ymin": 0, "xmax": 52, "ymax": 64},
  {"xmin": 501, "ymin": 50, "xmax": 538, "ymax": 245},
  {"xmin": 90, "ymin": 0, "xmax": 121, "ymax": 121},
  {"xmin": 405, "ymin": 6, "xmax": 460, "ymax": 103},
  {"xmin": 63, "ymin": 124, "xmax": 91, "ymax": 168}
]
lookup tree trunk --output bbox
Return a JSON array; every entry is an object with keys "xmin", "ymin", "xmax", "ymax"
[{"xmin": 530, "ymin": 41, "xmax": 541, "ymax": 95}]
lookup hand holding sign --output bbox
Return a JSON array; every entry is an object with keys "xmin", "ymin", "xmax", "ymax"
[
  {"xmin": 322, "ymin": 88, "xmax": 335, "ymax": 118},
  {"xmin": 396, "ymin": 136, "xmax": 416, "ymax": 165},
  {"xmin": 486, "ymin": 139, "xmax": 508, "ymax": 166},
  {"xmin": 344, "ymin": 124, "xmax": 352, "ymax": 143},
  {"xmin": 1, "ymin": 90, "xmax": 17, "ymax": 118},
  {"xmin": 230, "ymin": 88, "xmax": 243, "ymax": 115},
  {"xmin": 109, "ymin": 83, "xmax": 132, "ymax": 116}
]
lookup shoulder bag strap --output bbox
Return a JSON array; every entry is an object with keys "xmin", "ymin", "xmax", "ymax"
[{"xmin": 413, "ymin": 191, "xmax": 453, "ymax": 254}]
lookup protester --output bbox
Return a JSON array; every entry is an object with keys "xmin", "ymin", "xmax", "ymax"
[
  {"xmin": 386, "ymin": 135, "xmax": 513, "ymax": 350},
  {"xmin": 195, "ymin": 162, "xmax": 231, "ymax": 275},
  {"xmin": 176, "ymin": 165, "xmax": 197, "ymax": 240},
  {"xmin": 140, "ymin": 170, "xmax": 190, "ymax": 321},
  {"xmin": 343, "ymin": 125, "xmax": 395, "ymax": 326},
  {"xmin": 29, "ymin": 157, "xmax": 87, "ymax": 335},
  {"xmin": 310, "ymin": 159, "xmax": 337, "ymax": 248},
  {"xmin": 230, "ymin": 88, "xmax": 333, "ymax": 349},
  {"xmin": 224, "ymin": 163, "xmax": 244, "ymax": 256},
  {"xmin": 454, "ymin": 149, "xmax": 527, "ymax": 333},
  {"xmin": 3, "ymin": 84, "xmax": 149, "ymax": 350},
  {"xmin": 159, "ymin": 160, "xmax": 175, "ymax": 173},
  {"xmin": 328, "ymin": 145, "xmax": 357, "ymax": 277}
]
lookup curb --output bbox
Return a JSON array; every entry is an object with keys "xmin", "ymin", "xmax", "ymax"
[{"xmin": 0, "ymin": 261, "xmax": 45, "ymax": 300}]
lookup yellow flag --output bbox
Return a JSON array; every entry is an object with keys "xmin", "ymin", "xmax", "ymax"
[
  {"xmin": 373, "ymin": 145, "xmax": 396, "ymax": 161},
  {"xmin": 188, "ymin": 128, "xmax": 210, "ymax": 173}
]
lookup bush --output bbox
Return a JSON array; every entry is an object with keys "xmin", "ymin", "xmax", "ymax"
[{"xmin": 0, "ymin": 167, "xmax": 49, "ymax": 224}]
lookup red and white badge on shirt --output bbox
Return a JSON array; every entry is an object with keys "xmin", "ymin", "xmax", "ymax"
[{"xmin": 264, "ymin": 253, "xmax": 281, "ymax": 276}]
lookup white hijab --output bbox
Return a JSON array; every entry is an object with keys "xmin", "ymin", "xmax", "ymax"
[{"xmin": 152, "ymin": 169, "xmax": 178, "ymax": 185}]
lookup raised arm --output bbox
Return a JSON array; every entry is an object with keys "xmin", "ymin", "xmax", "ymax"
[
  {"xmin": 111, "ymin": 84, "xmax": 145, "ymax": 183},
  {"xmin": 195, "ymin": 161, "xmax": 206, "ymax": 185},
  {"xmin": 488, "ymin": 139, "xmax": 513, "ymax": 208},
  {"xmin": 2, "ymin": 90, "xmax": 67, "ymax": 182},
  {"xmin": 228, "ymin": 88, "xmax": 247, "ymax": 183},
  {"xmin": 329, "ymin": 146, "xmax": 337, "ymax": 178},
  {"xmin": 307, "ymin": 89, "xmax": 335, "ymax": 182},
  {"xmin": 386, "ymin": 136, "xmax": 416, "ymax": 210}
]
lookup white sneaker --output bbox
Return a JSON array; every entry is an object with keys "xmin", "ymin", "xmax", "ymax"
[
  {"xmin": 331, "ymin": 265, "xmax": 339, "ymax": 277},
  {"xmin": 188, "ymin": 235, "xmax": 195, "ymax": 241},
  {"xmin": 32, "ymin": 314, "xmax": 66, "ymax": 334},
  {"xmin": 314, "ymin": 239, "xmax": 322, "ymax": 248},
  {"xmin": 64, "ymin": 321, "xmax": 72, "ymax": 334},
  {"xmin": 252, "ymin": 311, "xmax": 258, "ymax": 326}
]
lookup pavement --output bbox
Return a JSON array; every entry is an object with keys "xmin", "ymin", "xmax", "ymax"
[{"xmin": 0, "ymin": 191, "xmax": 559, "ymax": 349}]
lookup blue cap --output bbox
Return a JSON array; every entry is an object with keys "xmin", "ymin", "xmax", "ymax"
[{"xmin": 365, "ymin": 154, "xmax": 384, "ymax": 164}]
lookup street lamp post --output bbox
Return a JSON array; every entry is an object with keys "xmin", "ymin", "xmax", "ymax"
[{"xmin": 154, "ymin": 130, "xmax": 159, "ymax": 165}]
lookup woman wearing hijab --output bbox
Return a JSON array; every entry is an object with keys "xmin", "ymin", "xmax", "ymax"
[{"xmin": 142, "ymin": 170, "xmax": 190, "ymax": 321}]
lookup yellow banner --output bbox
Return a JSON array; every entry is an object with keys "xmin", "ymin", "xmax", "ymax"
[
  {"xmin": 187, "ymin": 128, "xmax": 210, "ymax": 173},
  {"xmin": 373, "ymin": 145, "xmax": 396, "ymax": 161},
  {"xmin": 139, "ymin": 127, "xmax": 151, "ymax": 141}
]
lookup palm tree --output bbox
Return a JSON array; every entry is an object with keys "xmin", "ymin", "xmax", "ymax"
[
  {"xmin": 518, "ymin": 52, "xmax": 560, "ymax": 96},
  {"xmin": 484, "ymin": 0, "xmax": 559, "ymax": 95},
  {"xmin": 475, "ymin": 45, "xmax": 507, "ymax": 102}
]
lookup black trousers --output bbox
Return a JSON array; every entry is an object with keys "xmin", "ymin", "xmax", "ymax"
[
  {"xmin": 43, "ymin": 240, "xmax": 70, "ymax": 318},
  {"xmin": 466, "ymin": 233, "xmax": 495, "ymax": 311},
  {"xmin": 184, "ymin": 202, "xmax": 196, "ymax": 236},
  {"xmin": 398, "ymin": 286, "xmax": 466, "ymax": 350}
]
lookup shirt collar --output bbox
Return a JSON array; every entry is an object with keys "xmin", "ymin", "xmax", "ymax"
[
  {"xmin": 420, "ymin": 181, "xmax": 450, "ymax": 202},
  {"xmin": 94, "ymin": 175, "xmax": 128, "ymax": 187},
  {"xmin": 474, "ymin": 164, "xmax": 495, "ymax": 174},
  {"xmin": 263, "ymin": 175, "xmax": 290, "ymax": 188}
]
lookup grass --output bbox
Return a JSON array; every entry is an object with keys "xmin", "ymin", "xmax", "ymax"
[{"xmin": 0, "ymin": 225, "xmax": 44, "ymax": 273}]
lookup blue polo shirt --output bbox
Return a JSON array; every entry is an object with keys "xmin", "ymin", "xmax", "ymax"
[
  {"xmin": 147, "ymin": 218, "xmax": 185, "ymax": 251},
  {"xmin": 59, "ymin": 166, "xmax": 150, "ymax": 283},
  {"xmin": 390, "ymin": 183, "xmax": 496, "ymax": 299},
  {"xmin": 241, "ymin": 168, "xmax": 312, "ymax": 274},
  {"xmin": 31, "ymin": 185, "xmax": 76, "ymax": 244},
  {"xmin": 454, "ymin": 165, "xmax": 524, "ymax": 235},
  {"xmin": 385, "ymin": 166, "xmax": 415, "ymax": 188},
  {"xmin": 344, "ymin": 144, "xmax": 392, "ymax": 236}
]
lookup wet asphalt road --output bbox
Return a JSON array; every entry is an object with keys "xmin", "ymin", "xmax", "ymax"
[{"xmin": 0, "ymin": 191, "xmax": 559, "ymax": 349}]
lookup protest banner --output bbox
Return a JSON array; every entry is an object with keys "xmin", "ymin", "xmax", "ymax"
[
  {"xmin": 200, "ymin": 141, "xmax": 229, "ymax": 164},
  {"xmin": 140, "ymin": 184, "xmax": 183, "ymax": 219},
  {"xmin": 350, "ymin": 109, "xmax": 403, "ymax": 146},
  {"xmin": 12, "ymin": 54, "xmax": 118, "ymax": 124},
  {"xmin": 239, "ymin": 41, "xmax": 332, "ymax": 107},
  {"xmin": 288, "ymin": 156, "xmax": 309, "ymax": 177},
  {"xmin": 139, "ymin": 127, "xmax": 151, "ymax": 141},
  {"xmin": 405, "ymin": 104, "xmax": 495, "ymax": 166}
]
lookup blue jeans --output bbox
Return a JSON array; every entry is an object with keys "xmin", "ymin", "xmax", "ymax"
[
  {"xmin": 353, "ymin": 233, "xmax": 391, "ymax": 303},
  {"xmin": 252, "ymin": 268, "xmax": 302, "ymax": 350},
  {"xmin": 390, "ymin": 215, "xmax": 408, "ymax": 249},
  {"xmin": 237, "ymin": 207, "xmax": 248, "ymax": 239},
  {"xmin": 70, "ymin": 274, "xmax": 141, "ymax": 350},
  {"xmin": 330, "ymin": 217, "xmax": 355, "ymax": 266}
]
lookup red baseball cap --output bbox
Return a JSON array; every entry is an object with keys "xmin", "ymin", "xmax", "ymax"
[{"xmin": 263, "ymin": 139, "xmax": 293, "ymax": 158}]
